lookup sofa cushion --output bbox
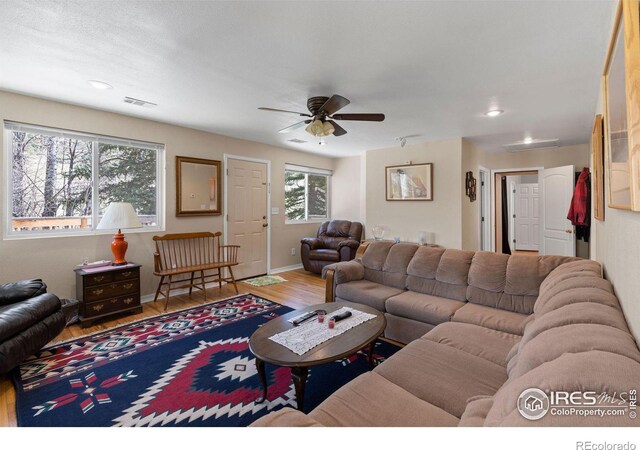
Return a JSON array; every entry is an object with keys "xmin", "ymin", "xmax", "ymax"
[
  {"xmin": 406, "ymin": 248, "xmax": 473, "ymax": 301},
  {"xmin": 485, "ymin": 351, "xmax": 640, "ymax": 426},
  {"xmin": 509, "ymin": 323, "xmax": 640, "ymax": 379},
  {"xmin": 537, "ymin": 259, "xmax": 602, "ymax": 295},
  {"xmin": 383, "ymin": 313, "xmax": 435, "ymax": 344},
  {"xmin": 374, "ymin": 339, "xmax": 507, "ymax": 417},
  {"xmin": 0, "ymin": 293, "xmax": 61, "ymax": 341},
  {"xmin": 423, "ymin": 322, "xmax": 521, "ymax": 367},
  {"xmin": 308, "ymin": 249, "xmax": 340, "ymax": 262},
  {"xmin": 361, "ymin": 241, "xmax": 395, "ymax": 285},
  {"xmin": 458, "ymin": 395, "xmax": 493, "ymax": 427},
  {"xmin": 335, "ymin": 280, "xmax": 403, "ymax": 311},
  {"xmin": 534, "ymin": 277, "xmax": 617, "ymax": 315},
  {"xmin": 380, "ymin": 243, "xmax": 419, "ymax": 289},
  {"xmin": 451, "ymin": 303, "xmax": 528, "ymax": 335},
  {"xmin": 385, "ymin": 291, "xmax": 465, "ymax": 326},
  {"xmin": 308, "ymin": 372, "xmax": 459, "ymax": 427}
]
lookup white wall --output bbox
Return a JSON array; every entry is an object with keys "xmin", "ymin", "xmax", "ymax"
[
  {"xmin": 365, "ymin": 139, "xmax": 463, "ymax": 248},
  {"xmin": 0, "ymin": 91, "xmax": 335, "ymax": 299},
  {"xmin": 331, "ymin": 155, "xmax": 363, "ymax": 223}
]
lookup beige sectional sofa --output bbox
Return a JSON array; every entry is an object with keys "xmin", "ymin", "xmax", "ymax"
[{"xmin": 252, "ymin": 241, "xmax": 640, "ymax": 426}]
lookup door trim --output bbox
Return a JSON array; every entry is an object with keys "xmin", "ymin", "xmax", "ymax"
[
  {"xmin": 478, "ymin": 166, "xmax": 491, "ymax": 251},
  {"xmin": 489, "ymin": 166, "xmax": 543, "ymax": 252},
  {"xmin": 223, "ymin": 154, "xmax": 272, "ymax": 276}
]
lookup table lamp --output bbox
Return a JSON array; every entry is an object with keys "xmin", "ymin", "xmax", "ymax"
[{"xmin": 96, "ymin": 202, "xmax": 143, "ymax": 266}]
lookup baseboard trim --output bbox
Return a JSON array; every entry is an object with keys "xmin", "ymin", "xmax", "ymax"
[{"xmin": 269, "ymin": 264, "xmax": 304, "ymax": 274}]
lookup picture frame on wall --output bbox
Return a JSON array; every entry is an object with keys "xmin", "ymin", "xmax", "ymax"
[
  {"xmin": 602, "ymin": 0, "xmax": 640, "ymax": 211},
  {"xmin": 385, "ymin": 163, "xmax": 433, "ymax": 201},
  {"xmin": 592, "ymin": 114, "xmax": 605, "ymax": 221},
  {"xmin": 176, "ymin": 156, "xmax": 222, "ymax": 216}
]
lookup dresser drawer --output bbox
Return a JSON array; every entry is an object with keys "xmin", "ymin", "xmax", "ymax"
[
  {"xmin": 85, "ymin": 281, "xmax": 139, "ymax": 302},
  {"xmin": 114, "ymin": 268, "xmax": 139, "ymax": 282},
  {"xmin": 84, "ymin": 294, "xmax": 140, "ymax": 318},
  {"xmin": 83, "ymin": 272, "xmax": 115, "ymax": 287}
]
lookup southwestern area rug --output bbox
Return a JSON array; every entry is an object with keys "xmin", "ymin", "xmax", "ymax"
[{"xmin": 13, "ymin": 293, "xmax": 398, "ymax": 427}]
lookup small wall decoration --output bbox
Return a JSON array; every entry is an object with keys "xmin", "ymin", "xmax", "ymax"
[
  {"xmin": 385, "ymin": 163, "xmax": 433, "ymax": 201},
  {"xmin": 592, "ymin": 114, "xmax": 605, "ymax": 220},
  {"xmin": 465, "ymin": 171, "xmax": 477, "ymax": 202},
  {"xmin": 176, "ymin": 156, "xmax": 222, "ymax": 216}
]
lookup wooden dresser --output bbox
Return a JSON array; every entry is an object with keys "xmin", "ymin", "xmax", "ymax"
[{"xmin": 75, "ymin": 263, "xmax": 142, "ymax": 328}]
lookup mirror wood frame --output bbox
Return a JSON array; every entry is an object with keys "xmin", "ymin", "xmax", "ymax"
[{"xmin": 175, "ymin": 156, "xmax": 222, "ymax": 217}]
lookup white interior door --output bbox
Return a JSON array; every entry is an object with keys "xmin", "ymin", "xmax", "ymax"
[
  {"xmin": 540, "ymin": 165, "xmax": 575, "ymax": 256},
  {"xmin": 227, "ymin": 158, "xmax": 268, "ymax": 279},
  {"xmin": 514, "ymin": 183, "xmax": 540, "ymax": 251}
]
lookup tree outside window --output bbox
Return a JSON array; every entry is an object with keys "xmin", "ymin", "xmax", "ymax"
[{"xmin": 284, "ymin": 165, "xmax": 330, "ymax": 222}]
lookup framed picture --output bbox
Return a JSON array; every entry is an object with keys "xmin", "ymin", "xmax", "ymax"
[
  {"xmin": 603, "ymin": 0, "xmax": 640, "ymax": 211},
  {"xmin": 176, "ymin": 156, "xmax": 222, "ymax": 216},
  {"xmin": 385, "ymin": 163, "xmax": 433, "ymax": 201},
  {"xmin": 592, "ymin": 114, "xmax": 605, "ymax": 220}
]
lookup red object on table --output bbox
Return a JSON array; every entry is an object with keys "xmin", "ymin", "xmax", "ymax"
[{"xmin": 110, "ymin": 228, "xmax": 129, "ymax": 266}]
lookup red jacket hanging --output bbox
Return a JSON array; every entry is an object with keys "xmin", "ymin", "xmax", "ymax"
[{"xmin": 567, "ymin": 167, "xmax": 590, "ymax": 226}]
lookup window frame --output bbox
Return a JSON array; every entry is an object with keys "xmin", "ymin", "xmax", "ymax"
[
  {"xmin": 3, "ymin": 121, "xmax": 165, "ymax": 240},
  {"xmin": 284, "ymin": 164, "xmax": 331, "ymax": 224}
]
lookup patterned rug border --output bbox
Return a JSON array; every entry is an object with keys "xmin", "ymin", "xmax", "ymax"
[{"xmin": 43, "ymin": 291, "xmax": 280, "ymax": 350}]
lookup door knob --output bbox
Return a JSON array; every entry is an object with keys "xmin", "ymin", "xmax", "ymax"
[
  {"xmin": 565, "ymin": 229, "xmax": 573, "ymax": 234},
  {"xmin": 262, "ymin": 223, "xmax": 268, "ymax": 228}
]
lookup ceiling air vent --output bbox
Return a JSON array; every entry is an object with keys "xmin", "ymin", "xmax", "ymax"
[
  {"xmin": 287, "ymin": 138, "xmax": 307, "ymax": 144},
  {"xmin": 504, "ymin": 139, "xmax": 560, "ymax": 153},
  {"xmin": 123, "ymin": 96, "xmax": 157, "ymax": 108}
]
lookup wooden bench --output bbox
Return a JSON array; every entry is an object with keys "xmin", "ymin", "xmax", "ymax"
[{"xmin": 152, "ymin": 232, "xmax": 240, "ymax": 311}]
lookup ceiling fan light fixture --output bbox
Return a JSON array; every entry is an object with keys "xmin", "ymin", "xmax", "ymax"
[
  {"xmin": 322, "ymin": 121, "xmax": 335, "ymax": 136},
  {"xmin": 305, "ymin": 119, "xmax": 334, "ymax": 137}
]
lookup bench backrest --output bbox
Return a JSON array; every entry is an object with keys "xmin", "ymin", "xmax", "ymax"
[{"xmin": 153, "ymin": 232, "xmax": 229, "ymax": 271}]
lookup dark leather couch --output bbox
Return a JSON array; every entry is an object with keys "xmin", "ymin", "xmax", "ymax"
[
  {"xmin": 0, "ymin": 279, "xmax": 65, "ymax": 374},
  {"xmin": 300, "ymin": 220, "xmax": 363, "ymax": 274}
]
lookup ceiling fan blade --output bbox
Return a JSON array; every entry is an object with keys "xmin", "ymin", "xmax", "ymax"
[
  {"xmin": 328, "ymin": 120, "xmax": 347, "ymax": 136},
  {"xmin": 259, "ymin": 107, "xmax": 312, "ymax": 117},
  {"xmin": 319, "ymin": 95, "xmax": 350, "ymax": 115},
  {"xmin": 331, "ymin": 113, "xmax": 385, "ymax": 122},
  {"xmin": 278, "ymin": 119, "xmax": 312, "ymax": 133}
]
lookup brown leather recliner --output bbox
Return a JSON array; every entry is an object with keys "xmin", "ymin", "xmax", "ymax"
[{"xmin": 301, "ymin": 220, "xmax": 363, "ymax": 274}]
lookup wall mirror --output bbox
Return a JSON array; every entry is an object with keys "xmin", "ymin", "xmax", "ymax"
[{"xmin": 176, "ymin": 156, "xmax": 222, "ymax": 216}]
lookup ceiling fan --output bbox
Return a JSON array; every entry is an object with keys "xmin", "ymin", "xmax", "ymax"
[{"xmin": 258, "ymin": 94, "xmax": 385, "ymax": 138}]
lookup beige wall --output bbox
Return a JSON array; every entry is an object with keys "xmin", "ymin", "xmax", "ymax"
[
  {"xmin": 365, "ymin": 139, "xmax": 463, "ymax": 248},
  {"xmin": 0, "ymin": 91, "xmax": 335, "ymax": 299},
  {"xmin": 460, "ymin": 139, "xmax": 590, "ymax": 254},
  {"xmin": 592, "ymin": 82, "xmax": 640, "ymax": 342},
  {"xmin": 331, "ymin": 155, "xmax": 363, "ymax": 224}
]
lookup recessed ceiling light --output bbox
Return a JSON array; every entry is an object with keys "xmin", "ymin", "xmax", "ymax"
[
  {"xmin": 485, "ymin": 109, "xmax": 504, "ymax": 117},
  {"xmin": 88, "ymin": 80, "xmax": 113, "ymax": 90},
  {"xmin": 523, "ymin": 137, "xmax": 533, "ymax": 144}
]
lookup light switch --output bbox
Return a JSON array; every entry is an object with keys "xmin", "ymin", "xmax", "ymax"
[{"xmin": 271, "ymin": 207, "xmax": 280, "ymax": 215}]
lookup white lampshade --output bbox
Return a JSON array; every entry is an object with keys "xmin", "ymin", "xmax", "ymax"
[{"xmin": 97, "ymin": 202, "xmax": 143, "ymax": 230}]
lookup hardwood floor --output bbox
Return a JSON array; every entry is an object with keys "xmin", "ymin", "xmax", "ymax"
[{"xmin": 0, "ymin": 269, "xmax": 325, "ymax": 427}]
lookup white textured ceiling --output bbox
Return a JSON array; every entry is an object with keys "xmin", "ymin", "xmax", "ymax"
[{"xmin": 0, "ymin": 1, "xmax": 616, "ymax": 157}]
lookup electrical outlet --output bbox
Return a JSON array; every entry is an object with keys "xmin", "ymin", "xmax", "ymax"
[{"xmin": 291, "ymin": 247, "xmax": 296, "ymax": 256}]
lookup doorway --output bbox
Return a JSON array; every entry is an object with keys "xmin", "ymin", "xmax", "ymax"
[
  {"xmin": 492, "ymin": 169, "xmax": 540, "ymax": 255},
  {"xmin": 224, "ymin": 155, "xmax": 270, "ymax": 279},
  {"xmin": 479, "ymin": 167, "xmax": 491, "ymax": 251}
]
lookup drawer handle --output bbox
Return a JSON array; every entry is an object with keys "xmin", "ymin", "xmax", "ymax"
[
  {"xmin": 123, "ymin": 283, "xmax": 134, "ymax": 289},
  {"xmin": 121, "ymin": 271, "xmax": 132, "ymax": 277},
  {"xmin": 110, "ymin": 299, "xmax": 117, "ymax": 304},
  {"xmin": 92, "ymin": 288, "xmax": 104, "ymax": 296},
  {"xmin": 93, "ymin": 276, "xmax": 105, "ymax": 282},
  {"xmin": 93, "ymin": 304, "xmax": 104, "ymax": 312},
  {"xmin": 123, "ymin": 297, "xmax": 133, "ymax": 304}
]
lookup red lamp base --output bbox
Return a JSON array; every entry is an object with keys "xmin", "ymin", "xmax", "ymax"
[{"xmin": 111, "ymin": 229, "xmax": 129, "ymax": 266}]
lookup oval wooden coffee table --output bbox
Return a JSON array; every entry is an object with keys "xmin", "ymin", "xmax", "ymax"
[{"xmin": 249, "ymin": 302, "xmax": 386, "ymax": 411}]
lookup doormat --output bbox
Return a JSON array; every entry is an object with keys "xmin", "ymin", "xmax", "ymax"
[
  {"xmin": 242, "ymin": 275, "xmax": 287, "ymax": 287},
  {"xmin": 12, "ymin": 293, "xmax": 398, "ymax": 427}
]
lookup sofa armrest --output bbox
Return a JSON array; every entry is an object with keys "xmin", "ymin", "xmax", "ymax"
[
  {"xmin": 0, "ymin": 279, "xmax": 47, "ymax": 306},
  {"xmin": 301, "ymin": 237, "xmax": 324, "ymax": 250},
  {"xmin": 337, "ymin": 239, "xmax": 360, "ymax": 250},
  {"xmin": 322, "ymin": 260, "xmax": 365, "ymax": 302},
  {"xmin": 250, "ymin": 407, "xmax": 324, "ymax": 427}
]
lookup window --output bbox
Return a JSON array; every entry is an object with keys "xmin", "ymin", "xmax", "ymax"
[
  {"xmin": 284, "ymin": 164, "xmax": 331, "ymax": 222},
  {"xmin": 5, "ymin": 122, "xmax": 164, "ymax": 237}
]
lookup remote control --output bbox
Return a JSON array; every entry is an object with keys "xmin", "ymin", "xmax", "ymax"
[
  {"xmin": 292, "ymin": 311, "xmax": 318, "ymax": 326},
  {"xmin": 333, "ymin": 311, "xmax": 352, "ymax": 323}
]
